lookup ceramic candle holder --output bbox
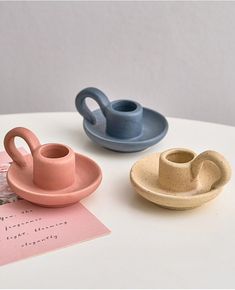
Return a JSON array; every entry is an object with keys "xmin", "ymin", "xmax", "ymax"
[
  {"xmin": 130, "ymin": 148, "xmax": 232, "ymax": 210},
  {"xmin": 75, "ymin": 87, "xmax": 168, "ymax": 152},
  {"xmin": 4, "ymin": 127, "xmax": 102, "ymax": 207},
  {"xmin": 33, "ymin": 144, "xmax": 76, "ymax": 190},
  {"xmin": 158, "ymin": 148, "xmax": 231, "ymax": 192},
  {"xmin": 76, "ymin": 87, "xmax": 143, "ymax": 139}
]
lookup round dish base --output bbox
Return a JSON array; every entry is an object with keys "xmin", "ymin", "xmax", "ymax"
[
  {"xmin": 130, "ymin": 153, "xmax": 223, "ymax": 210},
  {"xmin": 7, "ymin": 153, "xmax": 102, "ymax": 207},
  {"xmin": 83, "ymin": 106, "xmax": 168, "ymax": 152}
]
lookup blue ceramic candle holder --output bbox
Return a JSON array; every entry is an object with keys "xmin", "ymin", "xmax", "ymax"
[{"xmin": 75, "ymin": 87, "xmax": 168, "ymax": 152}]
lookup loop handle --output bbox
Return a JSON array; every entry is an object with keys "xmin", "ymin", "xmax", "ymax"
[
  {"xmin": 4, "ymin": 127, "xmax": 41, "ymax": 168},
  {"xmin": 75, "ymin": 87, "xmax": 110, "ymax": 124},
  {"xmin": 191, "ymin": 150, "xmax": 231, "ymax": 189}
]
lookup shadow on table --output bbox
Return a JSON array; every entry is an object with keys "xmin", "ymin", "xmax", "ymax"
[{"xmin": 64, "ymin": 126, "xmax": 153, "ymax": 159}]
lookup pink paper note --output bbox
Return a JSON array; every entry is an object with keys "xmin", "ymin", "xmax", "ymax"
[
  {"xmin": 0, "ymin": 200, "xmax": 110, "ymax": 266},
  {"xmin": 0, "ymin": 149, "xmax": 110, "ymax": 266}
]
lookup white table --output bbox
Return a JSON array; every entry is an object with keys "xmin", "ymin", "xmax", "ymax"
[{"xmin": 0, "ymin": 112, "xmax": 235, "ymax": 289}]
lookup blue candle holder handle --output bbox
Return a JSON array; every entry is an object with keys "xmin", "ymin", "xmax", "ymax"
[
  {"xmin": 75, "ymin": 87, "xmax": 110, "ymax": 125},
  {"xmin": 75, "ymin": 86, "xmax": 168, "ymax": 150}
]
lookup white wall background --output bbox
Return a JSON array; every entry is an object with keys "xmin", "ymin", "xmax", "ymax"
[{"xmin": 0, "ymin": 2, "xmax": 235, "ymax": 125}]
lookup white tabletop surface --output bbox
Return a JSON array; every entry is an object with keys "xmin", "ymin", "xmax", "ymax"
[{"xmin": 0, "ymin": 112, "xmax": 235, "ymax": 289}]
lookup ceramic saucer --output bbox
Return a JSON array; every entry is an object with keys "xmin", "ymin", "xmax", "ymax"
[
  {"xmin": 7, "ymin": 153, "xmax": 102, "ymax": 207},
  {"xmin": 83, "ymin": 107, "xmax": 168, "ymax": 152},
  {"xmin": 130, "ymin": 153, "xmax": 223, "ymax": 210}
]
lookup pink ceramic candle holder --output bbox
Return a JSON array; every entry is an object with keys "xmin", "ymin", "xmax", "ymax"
[{"xmin": 4, "ymin": 127, "xmax": 102, "ymax": 207}]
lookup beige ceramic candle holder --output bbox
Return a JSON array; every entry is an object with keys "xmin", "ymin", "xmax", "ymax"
[{"xmin": 130, "ymin": 148, "xmax": 231, "ymax": 210}]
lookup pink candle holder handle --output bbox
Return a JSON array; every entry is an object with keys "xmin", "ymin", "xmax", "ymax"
[{"xmin": 4, "ymin": 127, "xmax": 41, "ymax": 168}]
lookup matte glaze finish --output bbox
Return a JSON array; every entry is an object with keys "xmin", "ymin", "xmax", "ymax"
[
  {"xmin": 4, "ymin": 127, "xmax": 102, "ymax": 207},
  {"xmin": 33, "ymin": 143, "xmax": 76, "ymax": 190},
  {"xmin": 130, "ymin": 148, "xmax": 231, "ymax": 210},
  {"xmin": 75, "ymin": 87, "xmax": 168, "ymax": 152}
]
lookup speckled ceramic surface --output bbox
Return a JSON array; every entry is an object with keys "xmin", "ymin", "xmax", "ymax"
[{"xmin": 130, "ymin": 148, "xmax": 231, "ymax": 210}]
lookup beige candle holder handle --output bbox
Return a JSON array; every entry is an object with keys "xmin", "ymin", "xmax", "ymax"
[{"xmin": 191, "ymin": 150, "xmax": 231, "ymax": 189}]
